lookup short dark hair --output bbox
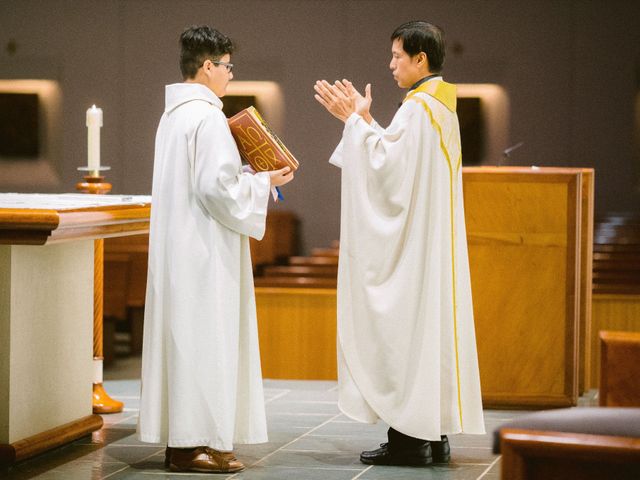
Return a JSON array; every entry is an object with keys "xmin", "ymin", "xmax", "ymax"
[
  {"xmin": 391, "ymin": 21, "xmax": 445, "ymax": 73},
  {"xmin": 179, "ymin": 25, "xmax": 235, "ymax": 79}
]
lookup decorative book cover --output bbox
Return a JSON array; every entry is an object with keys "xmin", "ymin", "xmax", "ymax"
[{"xmin": 228, "ymin": 106, "xmax": 299, "ymax": 172}]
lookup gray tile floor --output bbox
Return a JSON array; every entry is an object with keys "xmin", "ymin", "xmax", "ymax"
[{"xmin": 4, "ymin": 356, "xmax": 597, "ymax": 479}]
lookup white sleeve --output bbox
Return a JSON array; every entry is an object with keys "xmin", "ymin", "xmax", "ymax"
[
  {"xmin": 339, "ymin": 105, "xmax": 423, "ymax": 201},
  {"xmin": 191, "ymin": 110, "xmax": 271, "ymax": 240},
  {"xmin": 329, "ymin": 139, "xmax": 344, "ymax": 169},
  {"xmin": 330, "ymin": 116, "xmax": 384, "ymax": 169},
  {"xmin": 370, "ymin": 119, "xmax": 385, "ymax": 135}
]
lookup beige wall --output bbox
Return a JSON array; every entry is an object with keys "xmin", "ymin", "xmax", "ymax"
[{"xmin": 1, "ymin": 0, "xmax": 639, "ymax": 253}]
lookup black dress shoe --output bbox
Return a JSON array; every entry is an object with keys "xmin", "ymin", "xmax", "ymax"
[
  {"xmin": 360, "ymin": 442, "xmax": 433, "ymax": 466},
  {"xmin": 430, "ymin": 435, "xmax": 451, "ymax": 463}
]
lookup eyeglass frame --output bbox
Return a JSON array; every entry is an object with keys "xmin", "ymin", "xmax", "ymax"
[{"xmin": 208, "ymin": 59, "xmax": 234, "ymax": 73}]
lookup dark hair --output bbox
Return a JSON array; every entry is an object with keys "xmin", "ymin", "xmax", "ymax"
[
  {"xmin": 179, "ymin": 25, "xmax": 235, "ymax": 79},
  {"xmin": 391, "ymin": 21, "xmax": 445, "ymax": 73}
]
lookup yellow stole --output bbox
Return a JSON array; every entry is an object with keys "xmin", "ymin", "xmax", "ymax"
[
  {"xmin": 403, "ymin": 78, "xmax": 464, "ymax": 427},
  {"xmin": 403, "ymin": 79, "xmax": 457, "ymax": 113}
]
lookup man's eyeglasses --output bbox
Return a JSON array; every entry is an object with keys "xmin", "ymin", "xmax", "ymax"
[{"xmin": 211, "ymin": 60, "xmax": 233, "ymax": 73}]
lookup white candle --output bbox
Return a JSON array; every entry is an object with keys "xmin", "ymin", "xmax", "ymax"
[{"xmin": 86, "ymin": 105, "xmax": 103, "ymax": 173}]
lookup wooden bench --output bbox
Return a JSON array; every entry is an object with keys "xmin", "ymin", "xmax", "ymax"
[
  {"xmin": 262, "ymin": 265, "xmax": 338, "ymax": 278},
  {"xmin": 593, "ymin": 214, "xmax": 640, "ymax": 294},
  {"xmin": 599, "ymin": 330, "xmax": 640, "ymax": 407},
  {"xmin": 104, "ymin": 234, "xmax": 149, "ymax": 362},
  {"xmin": 310, "ymin": 247, "xmax": 339, "ymax": 257},
  {"xmin": 288, "ymin": 255, "xmax": 339, "ymax": 266},
  {"xmin": 254, "ymin": 276, "xmax": 336, "ymax": 289},
  {"xmin": 253, "ymin": 242, "xmax": 339, "ymax": 288},
  {"xmin": 255, "ymin": 287, "xmax": 337, "ymax": 379},
  {"xmin": 497, "ymin": 329, "xmax": 640, "ymax": 477},
  {"xmin": 500, "ymin": 428, "xmax": 640, "ymax": 479},
  {"xmin": 589, "ymin": 213, "xmax": 640, "ymax": 388}
]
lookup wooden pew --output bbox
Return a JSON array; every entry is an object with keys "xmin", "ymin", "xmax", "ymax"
[
  {"xmin": 253, "ymin": 242, "xmax": 339, "ymax": 289},
  {"xmin": 262, "ymin": 265, "xmax": 338, "ymax": 278},
  {"xmin": 249, "ymin": 210, "xmax": 299, "ymax": 267},
  {"xmin": 495, "ymin": 407, "xmax": 640, "ymax": 479},
  {"xmin": 310, "ymin": 247, "xmax": 339, "ymax": 257},
  {"xmin": 255, "ymin": 287, "xmax": 337, "ymax": 379},
  {"xmin": 288, "ymin": 255, "xmax": 339, "ymax": 266},
  {"xmin": 500, "ymin": 428, "xmax": 640, "ymax": 480},
  {"xmin": 253, "ymin": 244, "xmax": 338, "ymax": 378},
  {"xmin": 599, "ymin": 330, "xmax": 640, "ymax": 407},
  {"xmin": 589, "ymin": 214, "xmax": 640, "ymax": 388},
  {"xmin": 593, "ymin": 214, "xmax": 640, "ymax": 294},
  {"xmin": 254, "ymin": 276, "xmax": 336, "ymax": 288},
  {"xmin": 104, "ymin": 234, "xmax": 148, "ymax": 359}
]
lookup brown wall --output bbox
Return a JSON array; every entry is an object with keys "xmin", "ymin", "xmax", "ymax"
[{"xmin": 1, "ymin": 0, "xmax": 639, "ymax": 253}]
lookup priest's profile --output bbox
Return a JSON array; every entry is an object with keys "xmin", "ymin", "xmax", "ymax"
[
  {"xmin": 136, "ymin": 25, "xmax": 293, "ymax": 473},
  {"xmin": 314, "ymin": 20, "xmax": 485, "ymax": 466}
]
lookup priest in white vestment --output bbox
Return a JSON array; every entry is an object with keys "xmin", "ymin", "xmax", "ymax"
[
  {"xmin": 314, "ymin": 21, "xmax": 485, "ymax": 467},
  {"xmin": 137, "ymin": 26, "xmax": 293, "ymax": 474}
]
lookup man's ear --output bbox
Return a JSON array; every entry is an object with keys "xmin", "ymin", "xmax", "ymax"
[{"xmin": 418, "ymin": 52, "xmax": 431, "ymax": 74}]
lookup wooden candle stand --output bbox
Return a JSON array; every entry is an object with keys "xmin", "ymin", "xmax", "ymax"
[
  {"xmin": 76, "ymin": 171, "xmax": 123, "ymax": 415},
  {"xmin": 76, "ymin": 175, "xmax": 112, "ymax": 195}
]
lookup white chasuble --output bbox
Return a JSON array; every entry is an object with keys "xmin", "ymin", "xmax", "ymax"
[
  {"xmin": 137, "ymin": 83, "xmax": 270, "ymax": 450},
  {"xmin": 330, "ymin": 79, "xmax": 485, "ymax": 440}
]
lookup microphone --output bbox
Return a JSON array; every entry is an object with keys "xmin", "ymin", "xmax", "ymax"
[{"xmin": 499, "ymin": 141, "xmax": 524, "ymax": 167}]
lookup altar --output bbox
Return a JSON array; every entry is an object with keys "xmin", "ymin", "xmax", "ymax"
[{"xmin": 0, "ymin": 193, "xmax": 150, "ymax": 467}]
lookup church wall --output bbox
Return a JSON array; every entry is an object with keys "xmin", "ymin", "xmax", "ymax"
[{"xmin": 0, "ymin": 0, "xmax": 638, "ymax": 253}]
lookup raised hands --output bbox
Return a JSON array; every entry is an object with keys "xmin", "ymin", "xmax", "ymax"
[{"xmin": 314, "ymin": 79, "xmax": 373, "ymax": 124}]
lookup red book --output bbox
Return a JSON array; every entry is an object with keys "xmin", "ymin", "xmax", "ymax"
[{"xmin": 228, "ymin": 107, "xmax": 299, "ymax": 172}]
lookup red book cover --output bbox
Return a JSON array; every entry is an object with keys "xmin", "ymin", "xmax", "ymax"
[{"xmin": 228, "ymin": 107, "xmax": 299, "ymax": 172}]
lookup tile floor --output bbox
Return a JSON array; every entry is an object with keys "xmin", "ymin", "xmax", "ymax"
[{"xmin": 3, "ymin": 356, "xmax": 597, "ymax": 479}]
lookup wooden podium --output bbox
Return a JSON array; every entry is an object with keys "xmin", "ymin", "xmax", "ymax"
[
  {"xmin": 0, "ymin": 194, "xmax": 150, "ymax": 468},
  {"xmin": 464, "ymin": 167, "xmax": 593, "ymax": 408}
]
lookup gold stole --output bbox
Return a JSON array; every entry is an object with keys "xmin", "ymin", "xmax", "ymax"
[{"xmin": 403, "ymin": 79, "xmax": 457, "ymax": 113}]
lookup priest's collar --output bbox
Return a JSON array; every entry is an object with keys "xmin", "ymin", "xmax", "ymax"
[
  {"xmin": 403, "ymin": 76, "xmax": 457, "ymax": 112},
  {"xmin": 409, "ymin": 74, "xmax": 442, "ymax": 92}
]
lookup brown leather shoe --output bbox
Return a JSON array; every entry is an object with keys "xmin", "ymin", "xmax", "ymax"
[
  {"xmin": 165, "ymin": 446, "xmax": 240, "ymax": 466},
  {"xmin": 168, "ymin": 446, "xmax": 245, "ymax": 473}
]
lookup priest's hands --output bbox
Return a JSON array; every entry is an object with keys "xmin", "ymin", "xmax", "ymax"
[
  {"xmin": 314, "ymin": 79, "xmax": 373, "ymax": 124},
  {"xmin": 268, "ymin": 166, "xmax": 294, "ymax": 187},
  {"xmin": 344, "ymin": 80, "xmax": 373, "ymax": 123}
]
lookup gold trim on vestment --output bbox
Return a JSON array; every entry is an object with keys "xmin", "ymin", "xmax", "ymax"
[
  {"xmin": 406, "ymin": 94, "xmax": 464, "ymax": 430},
  {"xmin": 404, "ymin": 80, "xmax": 457, "ymax": 112}
]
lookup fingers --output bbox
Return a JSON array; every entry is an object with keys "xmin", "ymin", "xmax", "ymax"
[
  {"xmin": 313, "ymin": 79, "xmax": 353, "ymax": 122},
  {"xmin": 315, "ymin": 80, "xmax": 351, "ymax": 101},
  {"xmin": 365, "ymin": 83, "xmax": 372, "ymax": 100},
  {"xmin": 343, "ymin": 79, "xmax": 358, "ymax": 96},
  {"xmin": 273, "ymin": 166, "xmax": 291, "ymax": 175},
  {"xmin": 314, "ymin": 93, "xmax": 330, "ymax": 109},
  {"xmin": 269, "ymin": 166, "xmax": 294, "ymax": 187},
  {"xmin": 314, "ymin": 81, "xmax": 337, "ymax": 111},
  {"xmin": 314, "ymin": 80, "xmax": 338, "ymax": 101},
  {"xmin": 334, "ymin": 80, "xmax": 350, "ymax": 97}
]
